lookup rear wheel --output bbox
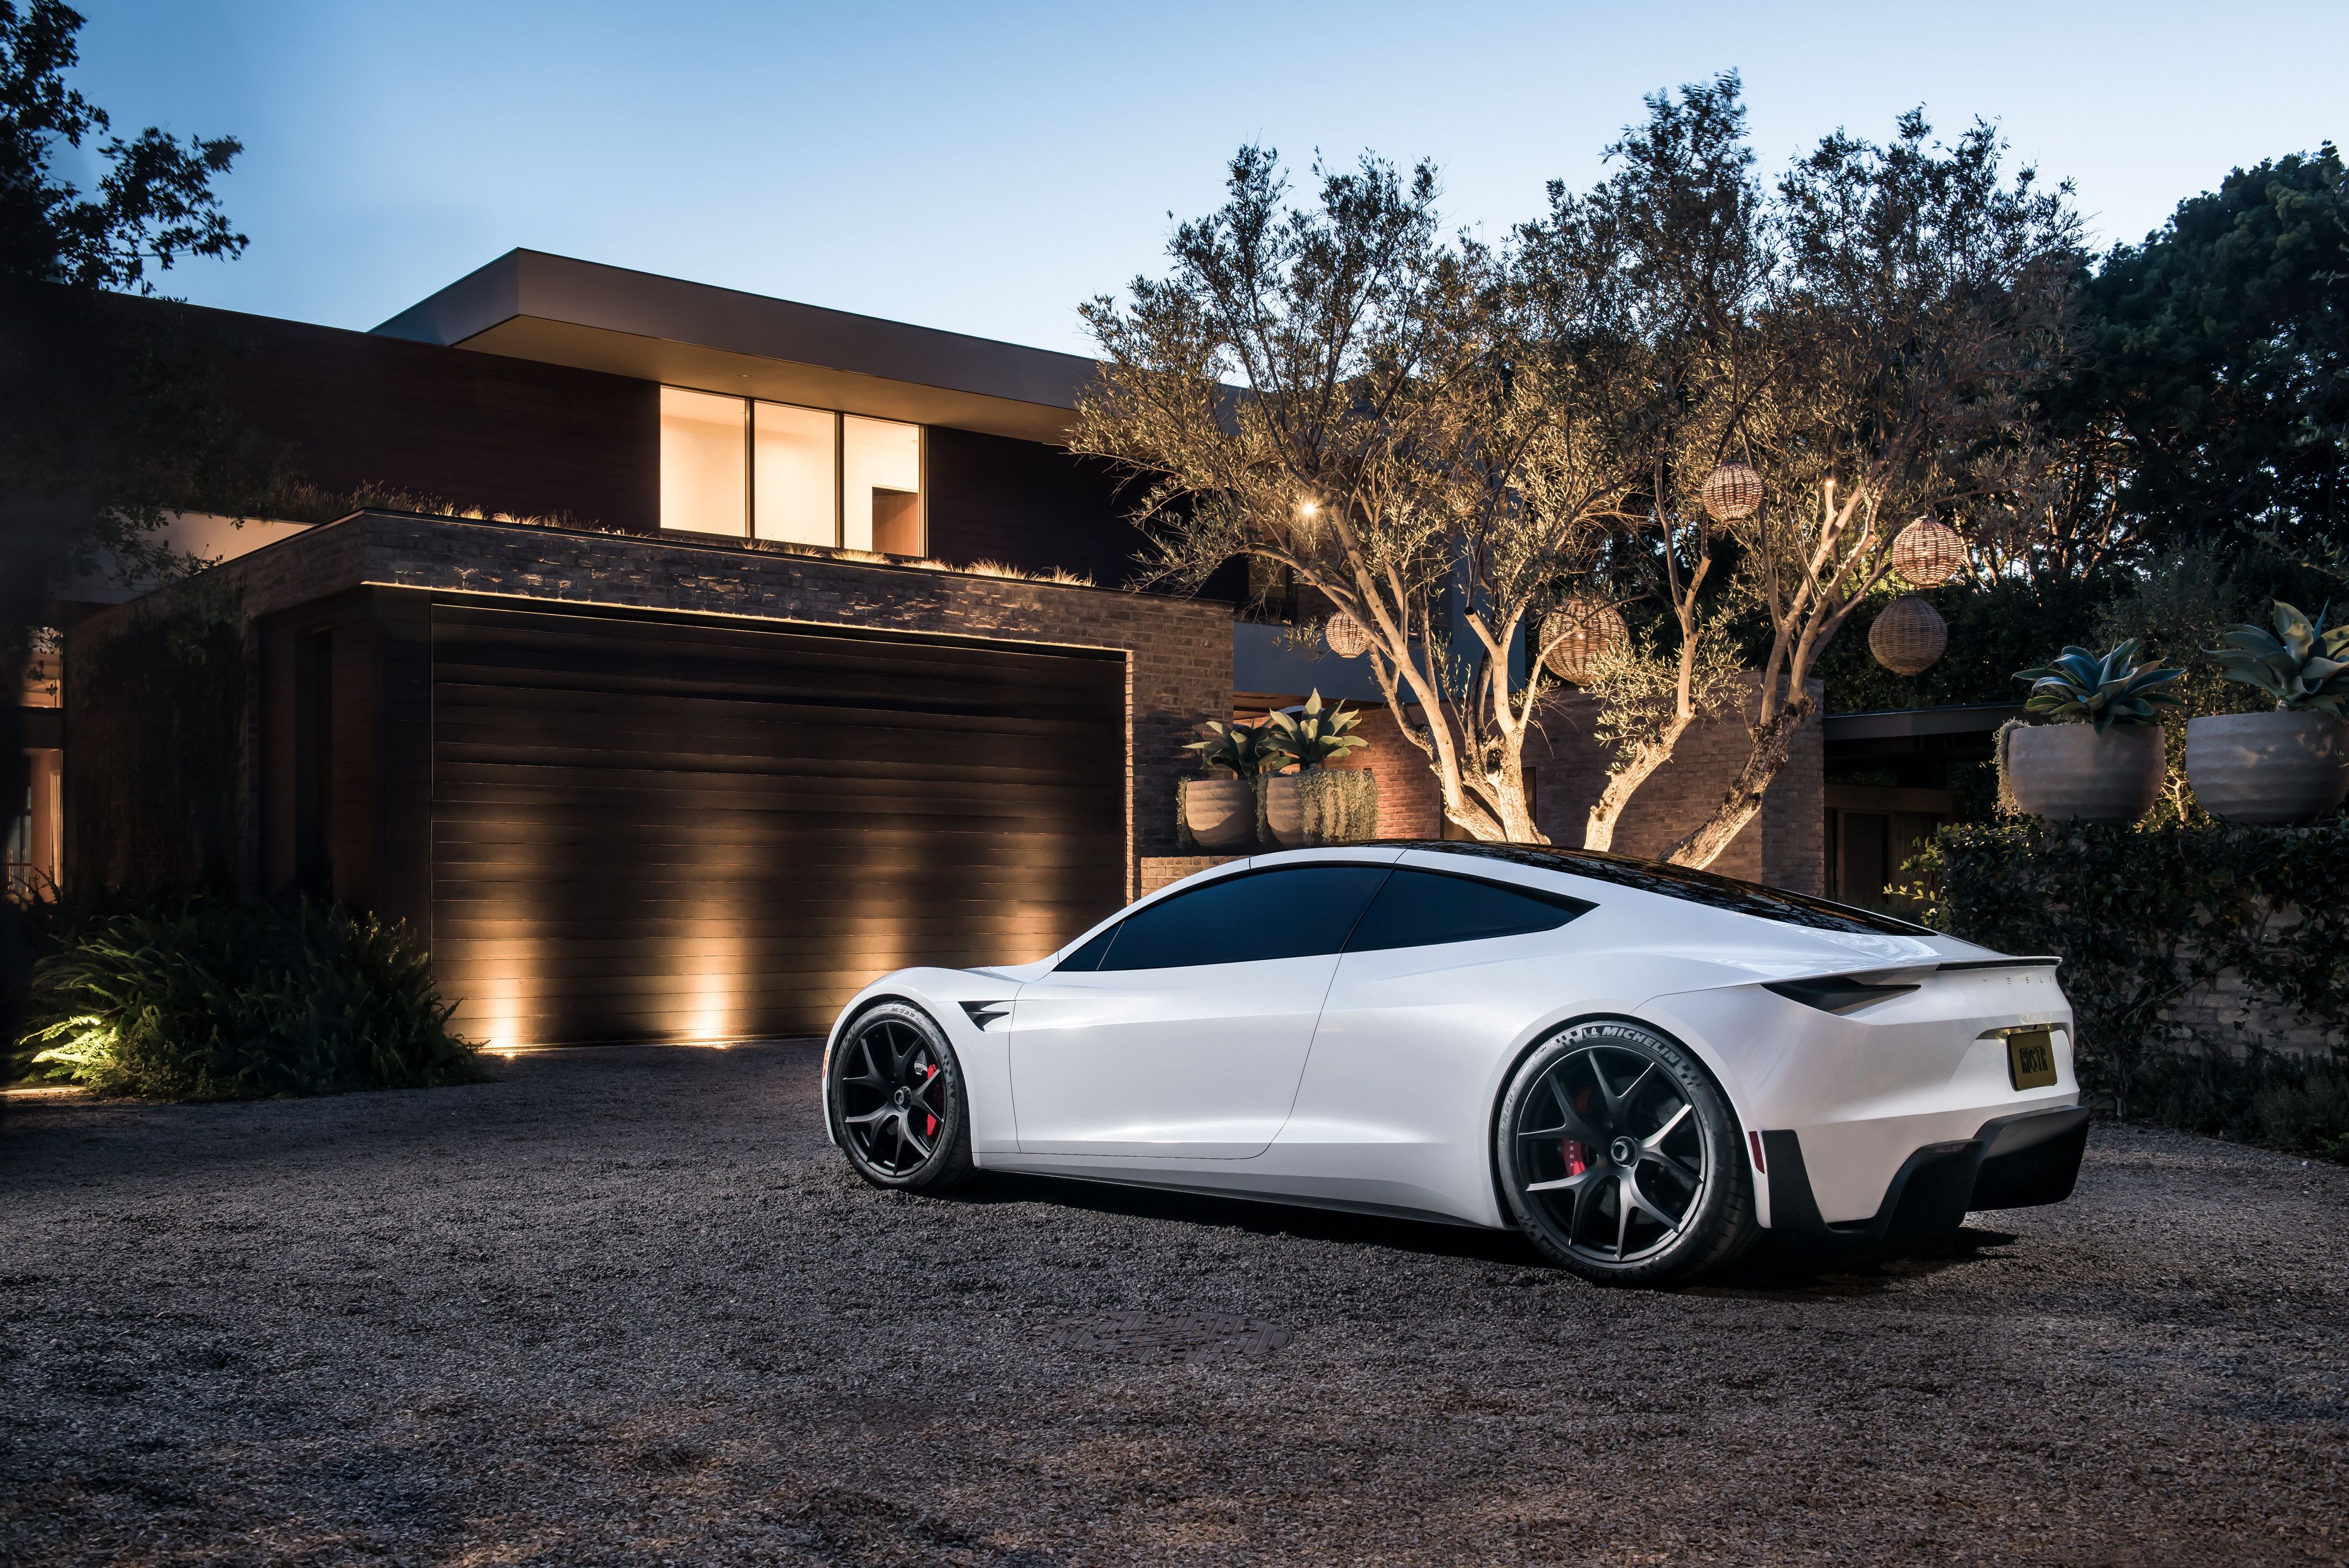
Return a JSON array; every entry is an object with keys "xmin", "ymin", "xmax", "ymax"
[
  {"xmin": 1496, "ymin": 1019, "xmax": 1755, "ymax": 1286},
  {"xmin": 830, "ymin": 1001, "xmax": 974, "ymax": 1192}
]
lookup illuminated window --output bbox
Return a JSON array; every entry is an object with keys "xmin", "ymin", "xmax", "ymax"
[
  {"xmin": 753, "ymin": 402, "xmax": 837, "ymax": 546},
  {"xmin": 658, "ymin": 388, "xmax": 747, "ymax": 536},
  {"xmin": 661, "ymin": 389, "xmax": 921, "ymax": 555},
  {"xmin": 842, "ymin": 415, "xmax": 923, "ymax": 554},
  {"xmin": 5, "ymin": 749, "xmax": 60, "ymax": 901}
]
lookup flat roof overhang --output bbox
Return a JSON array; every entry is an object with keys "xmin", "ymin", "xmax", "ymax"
[
  {"xmin": 1823, "ymin": 702, "xmax": 2024, "ymax": 742},
  {"xmin": 372, "ymin": 249, "xmax": 1095, "ymax": 445}
]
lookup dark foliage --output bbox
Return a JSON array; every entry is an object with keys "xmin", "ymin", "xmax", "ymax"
[
  {"xmin": 1776, "ymin": 574, "xmax": 2115, "ymax": 712},
  {"xmin": 2119, "ymin": 1045, "xmax": 2349, "ymax": 1165},
  {"xmin": 0, "ymin": 2, "xmax": 272, "ymax": 1050},
  {"xmin": 2049, "ymin": 145, "xmax": 2349, "ymax": 566},
  {"xmin": 1915, "ymin": 819, "xmax": 2349, "ymax": 1159},
  {"xmin": 16, "ymin": 893, "xmax": 483, "ymax": 1100}
]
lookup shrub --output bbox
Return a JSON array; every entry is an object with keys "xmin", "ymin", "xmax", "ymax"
[
  {"xmin": 1909, "ymin": 819, "xmax": 2349, "ymax": 1159},
  {"xmin": 1292, "ymin": 769, "xmax": 1379, "ymax": 846},
  {"xmin": 18, "ymin": 895, "xmax": 483, "ymax": 1100},
  {"xmin": 2119, "ymin": 1047, "xmax": 2349, "ymax": 1164}
]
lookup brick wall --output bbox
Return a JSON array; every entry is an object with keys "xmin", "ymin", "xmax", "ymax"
[{"xmin": 1300, "ymin": 676, "xmax": 1826, "ymax": 893}]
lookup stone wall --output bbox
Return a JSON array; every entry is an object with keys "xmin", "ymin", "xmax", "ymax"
[{"xmin": 2162, "ymin": 936, "xmax": 2340, "ymax": 1059}]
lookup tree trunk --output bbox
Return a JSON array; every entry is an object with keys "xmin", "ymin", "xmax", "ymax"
[
  {"xmin": 1660, "ymin": 692, "xmax": 1815, "ymax": 870},
  {"xmin": 1583, "ymin": 708, "xmax": 1695, "ymax": 853}
]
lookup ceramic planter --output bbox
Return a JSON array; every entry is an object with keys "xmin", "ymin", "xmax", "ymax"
[
  {"xmin": 1261, "ymin": 775, "xmax": 1305, "ymax": 847},
  {"xmin": 2005, "ymin": 724, "xmax": 2165, "ymax": 823},
  {"xmin": 1182, "ymin": 776, "xmax": 1257, "ymax": 850},
  {"xmin": 2186, "ymin": 711, "xmax": 2349, "ymax": 826}
]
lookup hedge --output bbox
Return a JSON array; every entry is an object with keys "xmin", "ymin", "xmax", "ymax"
[{"xmin": 1910, "ymin": 820, "xmax": 2349, "ymax": 1159}]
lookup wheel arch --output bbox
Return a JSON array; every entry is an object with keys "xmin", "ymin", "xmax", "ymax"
[
  {"xmin": 1481, "ymin": 1010, "xmax": 1751, "ymax": 1235},
  {"xmin": 823, "ymin": 991, "xmax": 959, "ymax": 1149}
]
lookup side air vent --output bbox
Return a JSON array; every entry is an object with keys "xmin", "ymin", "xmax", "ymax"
[
  {"xmin": 1764, "ymin": 975, "xmax": 1922, "ymax": 1015},
  {"xmin": 960, "ymin": 1000, "xmax": 1013, "ymax": 1029}
]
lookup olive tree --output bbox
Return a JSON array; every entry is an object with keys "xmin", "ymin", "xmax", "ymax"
[
  {"xmin": 1517, "ymin": 75, "xmax": 1767, "ymax": 852},
  {"xmin": 1072, "ymin": 148, "xmax": 1647, "ymax": 842},
  {"xmin": 1659, "ymin": 109, "xmax": 2081, "ymax": 869}
]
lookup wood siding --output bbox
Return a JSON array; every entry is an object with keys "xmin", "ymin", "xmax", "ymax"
[
  {"xmin": 923, "ymin": 425, "xmax": 1152, "ymax": 586},
  {"xmin": 425, "ymin": 601, "xmax": 1126, "ymax": 1045},
  {"xmin": 188, "ymin": 302, "xmax": 662, "ymax": 531}
]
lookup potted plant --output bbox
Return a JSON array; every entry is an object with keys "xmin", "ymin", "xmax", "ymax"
[
  {"xmin": 2191, "ymin": 601, "xmax": 2349, "ymax": 825},
  {"xmin": 2006, "ymin": 641, "xmax": 2183, "ymax": 822},
  {"xmin": 1179, "ymin": 718, "xmax": 1274, "ymax": 850},
  {"xmin": 1260, "ymin": 691, "xmax": 1371, "ymax": 847}
]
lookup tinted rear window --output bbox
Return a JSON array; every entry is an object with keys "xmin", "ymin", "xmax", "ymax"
[
  {"xmin": 1346, "ymin": 868, "xmax": 1589, "ymax": 952},
  {"xmin": 1395, "ymin": 842, "xmax": 1935, "ymax": 937}
]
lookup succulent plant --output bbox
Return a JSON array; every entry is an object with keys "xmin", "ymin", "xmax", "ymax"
[
  {"xmin": 1183, "ymin": 718, "xmax": 1278, "ymax": 778},
  {"xmin": 2207, "ymin": 601, "xmax": 2349, "ymax": 715},
  {"xmin": 1263, "ymin": 689, "xmax": 1371, "ymax": 770},
  {"xmin": 2015, "ymin": 640, "xmax": 2185, "ymax": 731}
]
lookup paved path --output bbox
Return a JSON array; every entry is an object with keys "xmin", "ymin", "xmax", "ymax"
[{"xmin": 3, "ymin": 1041, "xmax": 2344, "ymax": 1565}]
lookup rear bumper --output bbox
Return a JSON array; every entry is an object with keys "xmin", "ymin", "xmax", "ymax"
[{"xmin": 1762, "ymin": 1105, "xmax": 2089, "ymax": 1246}]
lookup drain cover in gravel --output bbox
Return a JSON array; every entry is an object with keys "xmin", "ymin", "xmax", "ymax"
[{"xmin": 1043, "ymin": 1310, "xmax": 1293, "ymax": 1364}]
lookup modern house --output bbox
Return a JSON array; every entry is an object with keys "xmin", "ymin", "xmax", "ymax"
[{"xmin": 19, "ymin": 250, "xmax": 1825, "ymax": 1047}]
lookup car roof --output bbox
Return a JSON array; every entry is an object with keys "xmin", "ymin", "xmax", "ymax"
[{"xmin": 1255, "ymin": 840, "xmax": 1938, "ymax": 940}]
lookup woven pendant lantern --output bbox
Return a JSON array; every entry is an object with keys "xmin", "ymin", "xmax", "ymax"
[
  {"xmin": 1700, "ymin": 460, "xmax": 1764, "ymax": 521},
  {"xmin": 1325, "ymin": 611, "xmax": 1374, "ymax": 659},
  {"xmin": 1537, "ymin": 596, "xmax": 1630, "ymax": 684},
  {"xmin": 1869, "ymin": 595, "xmax": 1948, "ymax": 676},
  {"xmin": 1890, "ymin": 516, "xmax": 1967, "ymax": 588}
]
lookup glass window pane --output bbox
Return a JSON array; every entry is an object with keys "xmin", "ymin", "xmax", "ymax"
[
  {"xmin": 659, "ymin": 388, "xmax": 746, "ymax": 535},
  {"xmin": 1344, "ymin": 868, "xmax": 1589, "ymax": 953},
  {"xmin": 1096, "ymin": 866, "xmax": 1391, "ymax": 970},
  {"xmin": 842, "ymin": 414, "xmax": 921, "ymax": 554},
  {"xmin": 753, "ymin": 402, "xmax": 837, "ymax": 546}
]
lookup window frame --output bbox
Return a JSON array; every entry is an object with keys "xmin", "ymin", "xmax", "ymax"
[{"xmin": 658, "ymin": 387, "xmax": 926, "ymax": 556}]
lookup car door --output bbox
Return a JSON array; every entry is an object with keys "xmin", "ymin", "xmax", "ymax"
[
  {"xmin": 1007, "ymin": 862, "xmax": 1393, "ymax": 1159},
  {"xmin": 1277, "ymin": 866, "xmax": 1597, "ymax": 1192}
]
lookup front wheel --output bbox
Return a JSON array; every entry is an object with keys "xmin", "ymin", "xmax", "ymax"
[
  {"xmin": 1496, "ymin": 1019, "xmax": 1756, "ymax": 1286},
  {"xmin": 829, "ymin": 1001, "xmax": 975, "ymax": 1192}
]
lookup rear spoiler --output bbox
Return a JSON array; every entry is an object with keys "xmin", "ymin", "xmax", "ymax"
[{"xmin": 1767, "ymin": 954, "xmax": 2061, "ymax": 1015}]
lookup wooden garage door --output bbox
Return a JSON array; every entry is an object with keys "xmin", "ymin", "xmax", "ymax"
[{"xmin": 428, "ymin": 603, "xmax": 1126, "ymax": 1045}]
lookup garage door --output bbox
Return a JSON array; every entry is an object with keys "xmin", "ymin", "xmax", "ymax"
[{"xmin": 428, "ymin": 602, "xmax": 1126, "ymax": 1046}]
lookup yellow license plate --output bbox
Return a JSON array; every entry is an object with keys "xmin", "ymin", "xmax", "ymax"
[{"xmin": 2007, "ymin": 1029, "xmax": 2057, "ymax": 1089}]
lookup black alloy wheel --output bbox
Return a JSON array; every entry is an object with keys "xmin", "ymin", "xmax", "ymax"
[
  {"xmin": 830, "ymin": 1001, "xmax": 974, "ymax": 1192},
  {"xmin": 1496, "ymin": 1019, "xmax": 1755, "ymax": 1285}
]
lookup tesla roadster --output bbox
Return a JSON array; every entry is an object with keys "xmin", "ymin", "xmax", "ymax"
[{"xmin": 820, "ymin": 842, "xmax": 2088, "ymax": 1284}]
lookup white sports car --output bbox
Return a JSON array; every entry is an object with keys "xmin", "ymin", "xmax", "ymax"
[{"xmin": 820, "ymin": 843, "xmax": 2088, "ymax": 1284}]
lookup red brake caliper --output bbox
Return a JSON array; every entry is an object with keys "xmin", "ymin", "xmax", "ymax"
[
  {"xmin": 922, "ymin": 1063, "xmax": 939, "ymax": 1138},
  {"xmin": 1561, "ymin": 1085, "xmax": 1594, "ymax": 1176}
]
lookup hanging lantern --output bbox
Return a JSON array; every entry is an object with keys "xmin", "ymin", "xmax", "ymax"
[
  {"xmin": 1890, "ymin": 516, "xmax": 1967, "ymax": 588},
  {"xmin": 1325, "ymin": 611, "xmax": 1374, "ymax": 659},
  {"xmin": 1870, "ymin": 595, "xmax": 1948, "ymax": 676},
  {"xmin": 1700, "ymin": 460, "xmax": 1764, "ymax": 521},
  {"xmin": 1538, "ymin": 596, "xmax": 1631, "ymax": 684}
]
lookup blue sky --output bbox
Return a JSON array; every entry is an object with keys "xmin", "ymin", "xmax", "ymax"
[{"xmin": 64, "ymin": 0, "xmax": 2349, "ymax": 356}]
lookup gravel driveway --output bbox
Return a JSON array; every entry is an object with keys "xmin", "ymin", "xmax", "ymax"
[{"xmin": 3, "ymin": 1039, "xmax": 2344, "ymax": 1566}]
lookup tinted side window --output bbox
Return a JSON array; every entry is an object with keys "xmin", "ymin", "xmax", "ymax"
[
  {"xmin": 1055, "ymin": 923, "xmax": 1121, "ymax": 973},
  {"xmin": 1087, "ymin": 866, "xmax": 1392, "ymax": 971},
  {"xmin": 1345, "ymin": 868, "xmax": 1590, "ymax": 953}
]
